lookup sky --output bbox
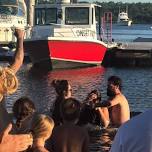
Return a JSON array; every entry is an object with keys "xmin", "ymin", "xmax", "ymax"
[{"xmin": 80, "ymin": 0, "xmax": 152, "ymax": 3}]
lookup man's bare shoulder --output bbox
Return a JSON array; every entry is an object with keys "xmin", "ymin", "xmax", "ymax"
[{"xmin": 109, "ymin": 93, "xmax": 128, "ymax": 107}]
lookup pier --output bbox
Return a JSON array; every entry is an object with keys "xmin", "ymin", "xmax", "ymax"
[{"xmin": 103, "ymin": 42, "xmax": 152, "ymax": 67}]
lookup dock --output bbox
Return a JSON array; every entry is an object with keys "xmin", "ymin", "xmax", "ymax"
[{"xmin": 103, "ymin": 42, "xmax": 152, "ymax": 67}]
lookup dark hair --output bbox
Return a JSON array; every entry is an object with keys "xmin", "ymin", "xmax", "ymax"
[
  {"xmin": 88, "ymin": 89, "xmax": 101, "ymax": 101},
  {"xmin": 60, "ymin": 98, "xmax": 80, "ymax": 121},
  {"xmin": 108, "ymin": 76, "xmax": 122, "ymax": 90},
  {"xmin": 13, "ymin": 97, "xmax": 36, "ymax": 128},
  {"xmin": 52, "ymin": 79, "xmax": 69, "ymax": 96}
]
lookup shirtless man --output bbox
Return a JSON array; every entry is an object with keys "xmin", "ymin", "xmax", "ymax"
[
  {"xmin": 49, "ymin": 98, "xmax": 89, "ymax": 152},
  {"xmin": 97, "ymin": 76, "xmax": 130, "ymax": 127}
]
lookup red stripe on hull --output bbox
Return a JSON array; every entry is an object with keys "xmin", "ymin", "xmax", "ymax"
[
  {"xmin": 48, "ymin": 40, "xmax": 107, "ymax": 63},
  {"xmin": 24, "ymin": 40, "xmax": 107, "ymax": 68}
]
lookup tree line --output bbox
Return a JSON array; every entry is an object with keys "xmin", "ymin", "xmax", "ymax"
[{"xmin": 95, "ymin": 1, "xmax": 152, "ymax": 24}]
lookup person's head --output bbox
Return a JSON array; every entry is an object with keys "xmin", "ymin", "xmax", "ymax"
[
  {"xmin": 87, "ymin": 89, "xmax": 101, "ymax": 104},
  {"xmin": 107, "ymin": 76, "xmax": 122, "ymax": 97},
  {"xmin": 0, "ymin": 67, "xmax": 18, "ymax": 100},
  {"xmin": 52, "ymin": 79, "xmax": 72, "ymax": 99},
  {"xmin": 13, "ymin": 97, "xmax": 36, "ymax": 128},
  {"xmin": 31, "ymin": 114, "xmax": 54, "ymax": 141},
  {"xmin": 61, "ymin": 98, "xmax": 80, "ymax": 123}
]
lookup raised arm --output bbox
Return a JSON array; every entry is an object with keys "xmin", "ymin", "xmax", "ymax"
[
  {"xmin": 10, "ymin": 29, "xmax": 25, "ymax": 74},
  {"xmin": 97, "ymin": 107, "xmax": 110, "ymax": 128}
]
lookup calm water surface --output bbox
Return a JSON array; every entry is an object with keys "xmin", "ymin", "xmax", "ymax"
[{"xmin": 112, "ymin": 24, "xmax": 152, "ymax": 42}]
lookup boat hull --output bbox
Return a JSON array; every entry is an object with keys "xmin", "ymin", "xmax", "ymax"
[
  {"xmin": 24, "ymin": 39, "xmax": 107, "ymax": 69},
  {"xmin": 117, "ymin": 20, "xmax": 132, "ymax": 26}
]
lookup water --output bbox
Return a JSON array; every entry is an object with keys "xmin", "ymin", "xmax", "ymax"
[
  {"xmin": 112, "ymin": 24, "xmax": 152, "ymax": 42},
  {"xmin": 4, "ymin": 63, "xmax": 152, "ymax": 114},
  {"xmin": 2, "ymin": 24, "xmax": 152, "ymax": 151}
]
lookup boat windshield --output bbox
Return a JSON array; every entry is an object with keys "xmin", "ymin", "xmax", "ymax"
[
  {"xmin": 35, "ymin": 0, "xmax": 55, "ymax": 4},
  {"xmin": 35, "ymin": 8, "xmax": 57, "ymax": 25},
  {"xmin": 0, "ymin": 0, "xmax": 26, "ymax": 16},
  {"xmin": 0, "ymin": 0, "xmax": 18, "ymax": 5},
  {"xmin": 65, "ymin": 7, "xmax": 89, "ymax": 25}
]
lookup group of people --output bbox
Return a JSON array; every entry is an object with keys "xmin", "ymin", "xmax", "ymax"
[{"xmin": 0, "ymin": 29, "xmax": 151, "ymax": 152}]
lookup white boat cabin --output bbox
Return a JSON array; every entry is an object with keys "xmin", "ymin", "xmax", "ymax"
[
  {"xmin": 0, "ymin": 0, "xmax": 26, "ymax": 45},
  {"xmin": 30, "ymin": 0, "xmax": 102, "ymax": 41}
]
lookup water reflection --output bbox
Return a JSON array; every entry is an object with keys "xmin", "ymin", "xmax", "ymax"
[{"xmin": 46, "ymin": 66, "xmax": 106, "ymax": 100}]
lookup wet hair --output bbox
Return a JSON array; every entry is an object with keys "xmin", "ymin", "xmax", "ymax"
[
  {"xmin": 31, "ymin": 114, "xmax": 54, "ymax": 139},
  {"xmin": 108, "ymin": 76, "xmax": 122, "ymax": 90},
  {"xmin": 52, "ymin": 79, "xmax": 69, "ymax": 96},
  {"xmin": 13, "ymin": 97, "xmax": 36, "ymax": 128},
  {"xmin": 60, "ymin": 98, "xmax": 80, "ymax": 121}
]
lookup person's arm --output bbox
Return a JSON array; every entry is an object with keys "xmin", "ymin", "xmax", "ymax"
[
  {"xmin": 96, "ymin": 96, "xmax": 120, "ymax": 108},
  {"xmin": 0, "ymin": 124, "xmax": 33, "ymax": 152},
  {"xmin": 9, "ymin": 29, "xmax": 25, "ymax": 74},
  {"xmin": 97, "ymin": 107, "xmax": 110, "ymax": 128}
]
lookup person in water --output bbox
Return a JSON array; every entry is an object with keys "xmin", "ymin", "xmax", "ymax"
[
  {"xmin": 0, "ymin": 29, "xmax": 33, "ymax": 151},
  {"xmin": 49, "ymin": 97, "xmax": 89, "ymax": 152},
  {"xmin": 96, "ymin": 76, "xmax": 130, "ymax": 127},
  {"xmin": 51, "ymin": 79, "xmax": 72, "ymax": 126},
  {"xmin": 78, "ymin": 89, "xmax": 109, "ymax": 128},
  {"xmin": 13, "ymin": 97, "xmax": 36, "ymax": 133},
  {"xmin": 29, "ymin": 114, "xmax": 54, "ymax": 152}
]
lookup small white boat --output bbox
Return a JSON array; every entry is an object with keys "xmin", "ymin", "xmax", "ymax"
[
  {"xmin": 117, "ymin": 6, "xmax": 132, "ymax": 26},
  {"xmin": 0, "ymin": 0, "xmax": 27, "ymax": 46}
]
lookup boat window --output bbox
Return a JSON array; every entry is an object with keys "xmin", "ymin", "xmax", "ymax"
[
  {"xmin": 95, "ymin": 6, "xmax": 101, "ymax": 25},
  {"xmin": 18, "ymin": 1, "xmax": 26, "ymax": 16},
  {"xmin": 35, "ymin": 8, "xmax": 57, "ymax": 25},
  {"xmin": 0, "ymin": 0, "xmax": 26, "ymax": 16},
  {"xmin": 0, "ymin": 6, "xmax": 18, "ymax": 15},
  {"xmin": 0, "ymin": 0, "xmax": 18, "ymax": 15},
  {"xmin": 46, "ymin": 8, "xmax": 57, "ymax": 24},
  {"xmin": 36, "ymin": 0, "xmax": 55, "ymax": 4},
  {"xmin": 95, "ymin": 6, "xmax": 101, "ymax": 35},
  {"xmin": 0, "ymin": 0, "xmax": 18, "ymax": 5},
  {"xmin": 65, "ymin": 7, "xmax": 89, "ymax": 25}
]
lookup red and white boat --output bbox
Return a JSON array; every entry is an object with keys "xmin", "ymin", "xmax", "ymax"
[{"xmin": 24, "ymin": 0, "xmax": 109, "ymax": 69}]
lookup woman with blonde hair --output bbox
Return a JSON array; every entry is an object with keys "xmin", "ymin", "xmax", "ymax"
[{"xmin": 30, "ymin": 114, "xmax": 54, "ymax": 152}]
